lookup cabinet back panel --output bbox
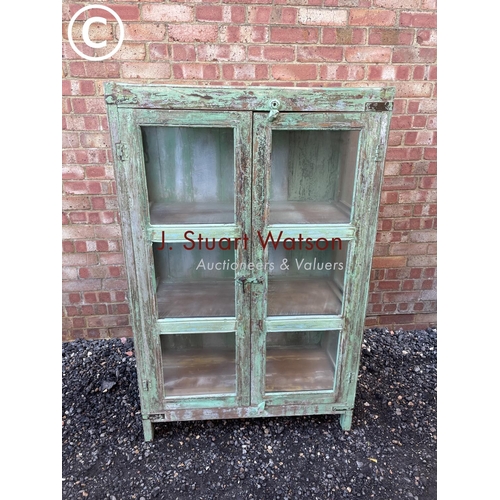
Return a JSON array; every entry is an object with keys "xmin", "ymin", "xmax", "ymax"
[{"xmin": 142, "ymin": 127, "xmax": 234, "ymax": 205}]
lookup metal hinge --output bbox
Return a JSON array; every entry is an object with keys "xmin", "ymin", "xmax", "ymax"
[
  {"xmin": 375, "ymin": 144, "xmax": 385, "ymax": 162},
  {"xmin": 115, "ymin": 143, "xmax": 128, "ymax": 161},
  {"xmin": 365, "ymin": 101, "xmax": 393, "ymax": 112},
  {"xmin": 142, "ymin": 380, "xmax": 150, "ymax": 391}
]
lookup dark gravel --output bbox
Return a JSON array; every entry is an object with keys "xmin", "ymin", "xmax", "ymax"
[{"xmin": 62, "ymin": 328, "xmax": 437, "ymax": 499}]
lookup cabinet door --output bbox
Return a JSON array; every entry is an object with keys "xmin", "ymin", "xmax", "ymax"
[
  {"xmin": 113, "ymin": 108, "xmax": 252, "ymax": 412},
  {"xmin": 250, "ymin": 111, "xmax": 386, "ymax": 407}
]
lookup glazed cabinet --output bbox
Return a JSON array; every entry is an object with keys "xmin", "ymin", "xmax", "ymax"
[{"xmin": 106, "ymin": 84, "xmax": 393, "ymax": 441}]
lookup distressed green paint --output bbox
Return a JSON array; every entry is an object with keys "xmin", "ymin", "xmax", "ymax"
[{"xmin": 106, "ymin": 84, "xmax": 393, "ymax": 441}]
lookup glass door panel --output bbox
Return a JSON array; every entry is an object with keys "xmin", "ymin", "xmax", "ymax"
[
  {"xmin": 265, "ymin": 330, "xmax": 340, "ymax": 393},
  {"xmin": 152, "ymin": 242, "xmax": 237, "ymax": 318},
  {"xmin": 142, "ymin": 126, "xmax": 235, "ymax": 225},
  {"xmin": 270, "ymin": 129, "xmax": 360, "ymax": 224},
  {"xmin": 267, "ymin": 240, "xmax": 348, "ymax": 316},
  {"xmin": 161, "ymin": 333, "xmax": 236, "ymax": 397}
]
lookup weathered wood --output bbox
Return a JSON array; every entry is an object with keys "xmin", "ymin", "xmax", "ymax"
[
  {"xmin": 106, "ymin": 84, "xmax": 393, "ymax": 441},
  {"xmin": 105, "ymin": 82, "xmax": 395, "ymax": 112}
]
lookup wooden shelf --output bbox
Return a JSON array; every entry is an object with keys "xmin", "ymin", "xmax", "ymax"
[
  {"xmin": 157, "ymin": 279, "xmax": 235, "ymax": 318},
  {"xmin": 161, "ymin": 345, "xmax": 335, "ymax": 397},
  {"xmin": 149, "ymin": 200, "xmax": 350, "ymax": 226},
  {"xmin": 156, "ymin": 277, "xmax": 342, "ymax": 317},
  {"xmin": 162, "ymin": 348, "xmax": 235, "ymax": 397},
  {"xmin": 268, "ymin": 277, "xmax": 342, "ymax": 316},
  {"xmin": 150, "ymin": 201, "xmax": 234, "ymax": 225},
  {"xmin": 270, "ymin": 201, "xmax": 351, "ymax": 224},
  {"xmin": 266, "ymin": 346, "xmax": 335, "ymax": 392}
]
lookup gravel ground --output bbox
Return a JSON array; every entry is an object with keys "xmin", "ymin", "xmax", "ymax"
[{"xmin": 62, "ymin": 328, "xmax": 437, "ymax": 500}]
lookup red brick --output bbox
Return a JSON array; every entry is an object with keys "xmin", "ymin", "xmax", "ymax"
[
  {"xmin": 222, "ymin": 64, "xmax": 268, "ymax": 80},
  {"xmin": 80, "ymin": 133, "xmax": 110, "ymax": 149},
  {"xmin": 390, "ymin": 115, "xmax": 412, "ymax": 129},
  {"xmin": 379, "ymin": 204, "xmax": 413, "ymax": 218},
  {"xmin": 63, "ymin": 80, "xmax": 95, "ymax": 96},
  {"xmin": 123, "ymin": 23, "xmax": 166, "ymax": 41},
  {"xmin": 377, "ymin": 280, "xmax": 401, "ymax": 290},
  {"xmin": 143, "ymin": 4, "xmax": 193, "ymax": 22},
  {"xmin": 374, "ymin": 0, "xmax": 419, "ymax": 7},
  {"xmin": 297, "ymin": 46, "xmax": 342, "ymax": 62},
  {"xmin": 280, "ymin": 7, "xmax": 297, "ymax": 24},
  {"xmin": 198, "ymin": 45, "xmax": 246, "ymax": 62},
  {"xmin": 173, "ymin": 63, "xmax": 219, "ymax": 80},
  {"xmin": 393, "ymin": 47, "xmax": 437, "ymax": 63},
  {"xmin": 122, "ymin": 63, "xmax": 170, "ymax": 79},
  {"xmin": 372, "ymin": 256, "xmax": 406, "ymax": 268},
  {"xmin": 345, "ymin": 47, "xmax": 391, "ymax": 62},
  {"xmin": 87, "ymin": 5, "xmax": 140, "ymax": 21},
  {"xmin": 256, "ymin": 46, "xmax": 295, "ymax": 62},
  {"xmin": 249, "ymin": 6, "xmax": 272, "ymax": 23},
  {"xmin": 272, "ymin": 64, "xmax": 317, "ymax": 81},
  {"xmin": 271, "ymin": 27, "xmax": 318, "ymax": 43},
  {"xmin": 349, "ymin": 9, "xmax": 396, "ymax": 26},
  {"xmin": 421, "ymin": 0, "xmax": 436, "ymax": 8},
  {"xmin": 388, "ymin": 131, "xmax": 403, "ymax": 146},
  {"xmin": 368, "ymin": 65, "xmax": 411, "ymax": 81},
  {"xmin": 169, "ymin": 24, "xmax": 218, "ymax": 43},
  {"xmin": 230, "ymin": 6, "xmax": 246, "ymax": 23},
  {"xmin": 322, "ymin": 27, "xmax": 365, "ymax": 45},
  {"xmin": 112, "ymin": 43, "xmax": 147, "ymax": 61},
  {"xmin": 71, "ymin": 98, "xmax": 106, "ymax": 114},
  {"xmin": 298, "ymin": 8, "xmax": 347, "ymax": 25},
  {"xmin": 394, "ymin": 82, "xmax": 433, "ymax": 97},
  {"xmin": 368, "ymin": 28, "xmax": 414, "ymax": 45},
  {"xmin": 400, "ymin": 12, "xmax": 437, "ymax": 28},
  {"xmin": 385, "ymin": 147, "xmax": 422, "ymax": 161},
  {"xmin": 424, "ymin": 147, "xmax": 437, "ymax": 160},
  {"xmin": 222, "ymin": 26, "xmax": 268, "ymax": 43},
  {"xmin": 405, "ymin": 131, "xmax": 434, "ymax": 145},
  {"xmin": 320, "ymin": 65, "xmax": 365, "ymax": 81},
  {"xmin": 149, "ymin": 44, "xmax": 170, "ymax": 60},
  {"xmin": 196, "ymin": 6, "xmax": 223, "ymax": 21},
  {"xmin": 416, "ymin": 29, "xmax": 437, "ymax": 46},
  {"xmin": 389, "ymin": 243, "xmax": 428, "ymax": 255}
]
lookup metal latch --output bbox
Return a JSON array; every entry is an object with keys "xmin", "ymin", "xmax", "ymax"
[
  {"xmin": 268, "ymin": 99, "xmax": 281, "ymax": 121},
  {"xmin": 115, "ymin": 143, "xmax": 128, "ymax": 161},
  {"xmin": 365, "ymin": 101, "xmax": 393, "ymax": 112},
  {"xmin": 236, "ymin": 276, "xmax": 264, "ymax": 293}
]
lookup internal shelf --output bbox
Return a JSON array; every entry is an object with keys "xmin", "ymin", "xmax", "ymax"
[
  {"xmin": 156, "ymin": 277, "xmax": 342, "ymax": 317},
  {"xmin": 268, "ymin": 277, "xmax": 342, "ymax": 316},
  {"xmin": 150, "ymin": 201, "xmax": 234, "ymax": 225},
  {"xmin": 266, "ymin": 346, "xmax": 335, "ymax": 392},
  {"xmin": 149, "ymin": 200, "xmax": 350, "ymax": 225},
  {"xmin": 269, "ymin": 201, "xmax": 350, "ymax": 224},
  {"xmin": 157, "ymin": 279, "xmax": 235, "ymax": 318},
  {"xmin": 162, "ymin": 347, "xmax": 235, "ymax": 397}
]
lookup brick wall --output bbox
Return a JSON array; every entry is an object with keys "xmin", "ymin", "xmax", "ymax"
[{"xmin": 62, "ymin": 0, "xmax": 437, "ymax": 341}]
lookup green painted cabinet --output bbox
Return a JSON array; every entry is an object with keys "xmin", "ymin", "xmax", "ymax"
[{"xmin": 106, "ymin": 84, "xmax": 394, "ymax": 441}]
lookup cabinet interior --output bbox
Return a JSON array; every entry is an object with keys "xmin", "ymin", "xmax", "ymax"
[
  {"xmin": 270, "ymin": 129, "xmax": 359, "ymax": 224},
  {"xmin": 142, "ymin": 126, "xmax": 235, "ymax": 225}
]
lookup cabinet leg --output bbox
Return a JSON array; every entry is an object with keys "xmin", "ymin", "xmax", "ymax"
[
  {"xmin": 142, "ymin": 418, "xmax": 154, "ymax": 442},
  {"xmin": 339, "ymin": 411, "xmax": 353, "ymax": 431}
]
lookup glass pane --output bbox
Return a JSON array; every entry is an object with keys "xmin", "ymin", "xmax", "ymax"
[
  {"xmin": 266, "ymin": 330, "xmax": 340, "ymax": 392},
  {"xmin": 161, "ymin": 333, "xmax": 236, "ymax": 397},
  {"xmin": 153, "ymin": 242, "xmax": 235, "ymax": 318},
  {"xmin": 142, "ymin": 127, "xmax": 235, "ymax": 224},
  {"xmin": 270, "ymin": 130, "xmax": 359, "ymax": 224},
  {"xmin": 267, "ymin": 240, "xmax": 348, "ymax": 316}
]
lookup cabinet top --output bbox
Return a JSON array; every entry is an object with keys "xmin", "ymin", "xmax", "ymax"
[{"xmin": 104, "ymin": 83, "xmax": 395, "ymax": 113}]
